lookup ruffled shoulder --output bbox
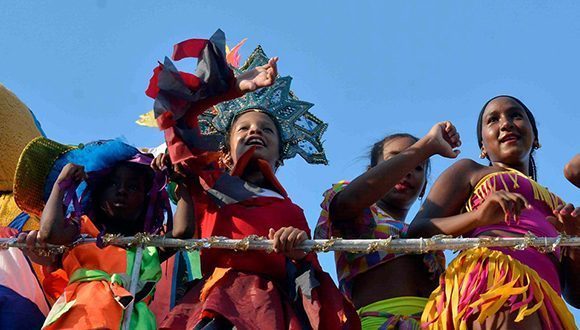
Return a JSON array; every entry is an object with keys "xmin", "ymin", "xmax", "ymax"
[{"xmin": 314, "ymin": 181, "xmax": 349, "ymax": 239}]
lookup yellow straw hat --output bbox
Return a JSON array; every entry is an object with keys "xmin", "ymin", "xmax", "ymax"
[
  {"xmin": 0, "ymin": 84, "xmax": 43, "ymax": 191},
  {"xmin": 13, "ymin": 137, "xmax": 76, "ymax": 217}
]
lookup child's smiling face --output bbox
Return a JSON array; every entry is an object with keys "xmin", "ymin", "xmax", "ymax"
[
  {"xmin": 97, "ymin": 163, "xmax": 149, "ymax": 226},
  {"xmin": 228, "ymin": 110, "xmax": 281, "ymax": 169}
]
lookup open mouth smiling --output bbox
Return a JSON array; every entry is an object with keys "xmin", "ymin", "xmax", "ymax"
[
  {"xmin": 112, "ymin": 201, "xmax": 128, "ymax": 208},
  {"xmin": 499, "ymin": 133, "xmax": 520, "ymax": 143},
  {"xmin": 246, "ymin": 136, "xmax": 266, "ymax": 147}
]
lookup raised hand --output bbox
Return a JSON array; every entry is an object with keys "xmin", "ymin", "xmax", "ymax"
[
  {"xmin": 151, "ymin": 152, "xmax": 170, "ymax": 172},
  {"xmin": 546, "ymin": 203, "xmax": 580, "ymax": 236},
  {"xmin": 55, "ymin": 163, "xmax": 86, "ymax": 188},
  {"xmin": 475, "ymin": 190, "xmax": 530, "ymax": 225},
  {"xmin": 151, "ymin": 152, "xmax": 189, "ymax": 182},
  {"xmin": 424, "ymin": 121, "xmax": 461, "ymax": 159},
  {"xmin": 236, "ymin": 57, "xmax": 279, "ymax": 93},
  {"xmin": 268, "ymin": 226, "xmax": 308, "ymax": 260}
]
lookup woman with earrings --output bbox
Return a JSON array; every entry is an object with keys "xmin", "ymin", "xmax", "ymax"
[
  {"xmin": 314, "ymin": 124, "xmax": 461, "ymax": 329},
  {"xmin": 410, "ymin": 95, "xmax": 578, "ymax": 329}
]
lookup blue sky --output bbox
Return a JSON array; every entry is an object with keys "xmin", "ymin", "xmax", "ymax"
[{"xmin": 2, "ymin": 0, "xmax": 578, "ymax": 321}]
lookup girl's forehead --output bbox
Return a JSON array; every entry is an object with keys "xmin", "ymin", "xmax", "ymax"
[
  {"xmin": 483, "ymin": 97, "xmax": 524, "ymax": 115},
  {"xmin": 382, "ymin": 136, "xmax": 416, "ymax": 153},
  {"xmin": 111, "ymin": 164, "xmax": 146, "ymax": 180},
  {"xmin": 233, "ymin": 110, "xmax": 277, "ymax": 126}
]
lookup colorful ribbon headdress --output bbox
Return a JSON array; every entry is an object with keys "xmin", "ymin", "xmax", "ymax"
[
  {"xmin": 13, "ymin": 137, "xmax": 171, "ymax": 234},
  {"xmin": 199, "ymin": 45, "xmax": 328, "ymax": 165},
  {"xmin": 141, "ymin": 30, "xmax": 328, "ymax": 165}
]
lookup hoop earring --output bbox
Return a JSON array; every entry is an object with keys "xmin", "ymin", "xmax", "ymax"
[{"xmin": 479, "ymin": 149, "xmax": 487, "ymax": 159}]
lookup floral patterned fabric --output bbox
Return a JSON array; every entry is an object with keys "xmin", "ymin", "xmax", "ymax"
[{"xmin": 314, "ymin": 181, "xmax": 444, "ymax": 300}]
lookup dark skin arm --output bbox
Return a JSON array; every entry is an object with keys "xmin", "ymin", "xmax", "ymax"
[
  {"xmin": 156, "ymin": 182, "xmax": 196, "ymax": 262},
  {"xmin": 411, "ymin": 159, "xmax": 579, "ymax": 306},
  {"xmin": 152, "ymin": 153, "xmax": 196, "ymax": 262},
  {"xmin": 562, "ymin": 246, "xmax": 580, "ymax": 308},
  {"xmin": 152, "ymin": 152, "xmax": 196, "ymax": 238},
  {"xmin": 331, "ymin": 122, "xmax": 461, "ymax": 223},
  {"xmin": 564, "ymin": 154, "xmax": 580, "ymax": 188},
  {"xmin": 38, "ymin": 163, "xmax": 84, "ymax": 245},
  {"xmin": 547, "ymin": 203, "xmax": 580, "ymax": 308},
  {"xmin": 408, "ymin": 159, "xmax": 530, "ymax": 237},
  {"xmin": 408, "ymin": 159, "xmax": 480, "ymax": 237},
  {"xmin": 171, "ymin": 183, "xmax": 195, "ymax": 238},
  {"xmin": 17, "ymin": 230, "xmax": 61, "ymax": 269}
]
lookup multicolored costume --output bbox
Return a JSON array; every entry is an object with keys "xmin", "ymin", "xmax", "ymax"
[
  {"xmin": 41, "ymin": 216, "xmax": 161, "ymax": 329},
  {"xmin": 13, "ymin": 137, "xmax": 172, "ymax": 329},
  {"xmin": 315, "ymin": 181, "xmax": 444, "ymax": 329},
  {"xmin": 143, "ymin": 30, "xmax": 359, "ymax": 329},
  {"xmin": 0, "ymin": 83, "xmax": 49, "ymax": 329},
  {"xmin": 0, "ymin": 227, "xmax": 49, "ymax": 328},
  {"xmin": 421, "ymin": 169, "xmax": 577, "ymax": 329}
]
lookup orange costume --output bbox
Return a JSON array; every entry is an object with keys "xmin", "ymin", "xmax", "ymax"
[
  {"xmin": 42, "ymin": 216, "xmax": 161, "ymax": 329},
  {"xmin": 13, "ymin": 137, "xmax": 171, "ymax": 329}
]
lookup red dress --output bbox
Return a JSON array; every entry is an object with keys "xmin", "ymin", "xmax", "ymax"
[
  {"xmin": 147, "ymin": 35, "xmax": 359, "ymax": 329},
  {"xmin": 160, "ymin": 153, "xmax": 359, "ymax": 329}
]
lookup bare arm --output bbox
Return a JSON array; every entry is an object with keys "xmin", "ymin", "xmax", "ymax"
[
  {"xmin": 151, "ymin": 153, "xmax": 196, "ymax": 239},
  {"xmin": 408, "ymin": 159, "xmax": 479, "ymax": 237},
  {"xmin": 171, "ymin": 182, "xmax": 195, "ymax": 238},
  {"xmin": 38, "ymin": 164, "xmax": 83, "ymax": 245},
  {"xmin": 152, "ymin": 153, "xmax": 197, "ymax": 262},
  {"xmin": 331, "ymin": 122, "xmax": 461, "ymax": 223},
  {"xmin": 547, "ymin": 203, "xmax": 580, "ymax": 307},
  {"xmin": 564, "ymin": 154, "xmax": 580, "ymax": 188},
  {"xmin": 409, "ymin": 159, "xmax": 531, "ymax": 238},
  {"xmin": 562, "ymin": 247, "xmax": 580, "ymax": 308}
]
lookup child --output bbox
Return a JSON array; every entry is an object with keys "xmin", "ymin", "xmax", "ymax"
[
  {"xmin": 13, "ymin": 137, "xmax": 194, "ymax": 329},
  {"xmin": 144, "ymin": 30, "xmax": 359, "ymax": 329},
  {"xmin": 315, "ymin": 125, "xmax": 460, "ymax": 329},
  {"xmin": 409, "ymin": 96, "xmax": 578, "ymax": 329}
]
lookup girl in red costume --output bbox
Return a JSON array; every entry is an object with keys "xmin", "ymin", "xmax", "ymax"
[{"xmin": 144, "ymin": 30, "xmax": 359, "ymax": 329}]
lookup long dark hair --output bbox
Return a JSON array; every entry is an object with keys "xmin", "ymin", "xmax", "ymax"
[{"xmin": 476, "ymin": 95, "xmax": 539, "ymax": 180}]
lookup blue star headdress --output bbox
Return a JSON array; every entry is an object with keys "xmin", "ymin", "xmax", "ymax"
[{"xmin": 198, "ymin": 46, "xmax": 328, "ymax": 165}]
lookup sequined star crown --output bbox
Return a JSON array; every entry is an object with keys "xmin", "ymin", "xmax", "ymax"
[{"xmin": 198, "ymin": 46, "xmax": 328, "ymax": 165}]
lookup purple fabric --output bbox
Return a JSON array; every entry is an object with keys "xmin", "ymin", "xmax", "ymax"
[
  {"xmin": 469, "ymin": 172, "xmax": 563, "ymax": 259},
  {"xmin": 58, "ymin": 153, "xmax": 171, "ymax": 236},
  {"xmin": 493, "ymin": 248, "xmax": 561, "ymax": 294},
  {"xmin": 467, "ymin": 171, "xmax": 564, "ymax": 293},
  {"xmin": 58, "ymin": 178, "xmax": 82, "ymax": 220}
]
